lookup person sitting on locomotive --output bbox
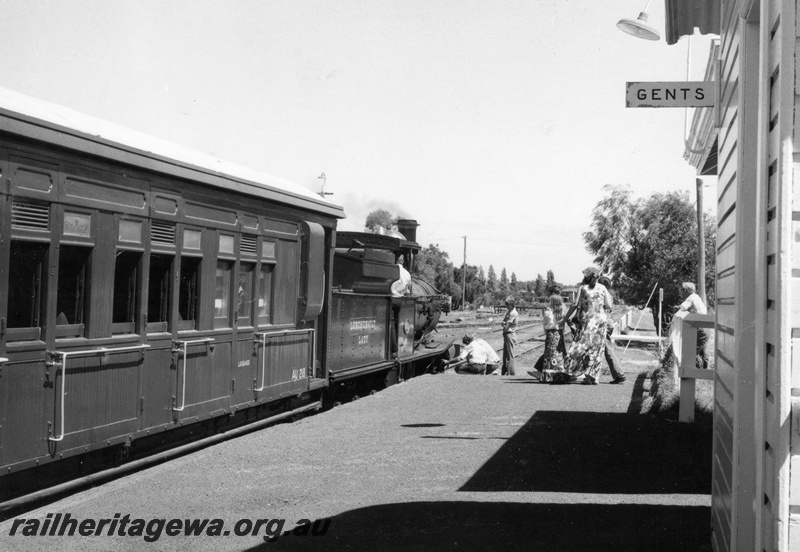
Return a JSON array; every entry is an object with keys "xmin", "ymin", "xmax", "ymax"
[
  {"xmin": 390, "ymin": 255, "xmax": 412, "ymax": 356},
  {"xmin": 391, "ymin": 255, "xmax": 412, "ymax": 298},
  {"xmin": 449, "ymin": 333, "xmax": 500, "ymax": 375}
]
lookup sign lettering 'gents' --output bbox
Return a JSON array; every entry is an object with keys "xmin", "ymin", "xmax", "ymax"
[{"xmin": 625, "ymin": 81, "xmax": 715, "ymax": 108}]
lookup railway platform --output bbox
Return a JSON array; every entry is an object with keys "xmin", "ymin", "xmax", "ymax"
[{"xmin": 0, "ymin": 368, "xmax": 712, "ymax": 551}]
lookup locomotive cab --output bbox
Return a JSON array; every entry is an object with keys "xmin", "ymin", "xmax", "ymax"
[{"xmin": 328, "ymin": 223, "xmax": 451, "ymax": 387}]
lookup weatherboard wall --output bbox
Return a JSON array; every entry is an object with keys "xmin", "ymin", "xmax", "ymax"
[{"xmin": 710, "ymin": 2, "xmax": 740, "ymax": 550}]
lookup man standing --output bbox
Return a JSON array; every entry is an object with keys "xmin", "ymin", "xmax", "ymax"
[
  {"xmin": 598, "ymin": 276, "xmax": 626, "ymax": 384},
  {"xmin": 501, "ymin": 296, "xmax": 518, "ymax": 376},
  {"xmin": 676, "ymin": 282, "xmax": 709, "ymax": 369}
]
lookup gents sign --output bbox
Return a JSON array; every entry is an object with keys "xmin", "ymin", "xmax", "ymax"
[{"xmin": 626, "ymin": 81, "xmax": 714, "ymax": 108}]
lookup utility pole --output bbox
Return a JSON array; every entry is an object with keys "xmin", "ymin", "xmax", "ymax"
[
  {"xmin": 696, "ymin": 177, "xmax": 706, "ymax": 302},
  {"xmin": 462, "ymin": 236, "xmax": 467, "ymax": 310}
]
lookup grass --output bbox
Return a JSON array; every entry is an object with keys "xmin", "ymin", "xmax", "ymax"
[{"xmin": 638, "ymin": 343, "xmax": 714, "ymax": 427}]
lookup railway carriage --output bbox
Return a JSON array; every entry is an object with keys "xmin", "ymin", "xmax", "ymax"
[
  {"xmin": 0, "ymin": 88, "xmax": 454, "ymax": 500},
  {"xmin": 0, "ymin": 87, "xmax": 343, "ymax": 480}
]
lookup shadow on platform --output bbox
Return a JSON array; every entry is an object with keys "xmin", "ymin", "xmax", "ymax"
[
  {"xmin": 243, "ymin": 410, "xmax": 711, "ymax": 552},
  {"xmin": 458, "ymin": 410, "xmax": 711, "ymax": 494},
  {"xmin": 244, "ymin": 501, "xmax": 711, "ymax": 552}
]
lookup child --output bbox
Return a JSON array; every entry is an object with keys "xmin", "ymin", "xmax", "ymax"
[{"xmin": 529, "ymin": 293, "xmax": 569, "ymax": 382}]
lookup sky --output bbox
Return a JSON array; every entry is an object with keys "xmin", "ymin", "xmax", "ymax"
[{"xmin": 0, "ymin": 0, "xmax": 717, "ymax": 284}]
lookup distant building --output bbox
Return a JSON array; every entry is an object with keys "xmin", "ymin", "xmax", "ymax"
[{"xmin": 561, "ymin": 286, "xmax": 579, "ymax": 304}]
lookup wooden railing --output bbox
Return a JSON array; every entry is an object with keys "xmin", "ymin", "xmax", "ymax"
[{"xmin": 669, "ymin": 310, "xmax": 715, "ymax": 422}]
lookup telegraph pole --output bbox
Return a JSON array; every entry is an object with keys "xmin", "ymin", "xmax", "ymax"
[
  {"xmin": 462, "ymin": 236, "xmax": 467, "ymax": 309},
  {"xmin": 696, "ymin": 177, "xmax": 706, "ymax": 302}
]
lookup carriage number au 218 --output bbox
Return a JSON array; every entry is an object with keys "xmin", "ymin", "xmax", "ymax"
[{"xmin": 291, "ymin": 367, "xmax": 307, "ymax": 381}]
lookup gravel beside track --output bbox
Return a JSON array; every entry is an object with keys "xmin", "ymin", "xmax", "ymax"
[{"xmin": 0, "ymin": 360, "xmax": 712, "ymax": 551}]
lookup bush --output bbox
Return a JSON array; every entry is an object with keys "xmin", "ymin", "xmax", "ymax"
[{"xmin": 640, "ymin": 343, "xmax": 713, "ymax": 427}]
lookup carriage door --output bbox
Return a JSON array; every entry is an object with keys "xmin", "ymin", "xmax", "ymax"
[
  {"xmin": 230, "ymin": 233, "xmax": 257, "ymax": 408},
  {"xmin": 252, "ymin": 230, "xmax": 314, "ymax": 403},
  {"xmin": 1, "ymin": 158, "xmax": 57, "ymax": 469}
]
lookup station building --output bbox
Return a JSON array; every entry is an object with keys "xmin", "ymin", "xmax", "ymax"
[{"xmin": 669, "ymin": 1, "xmax": 800, "ymax": 549}]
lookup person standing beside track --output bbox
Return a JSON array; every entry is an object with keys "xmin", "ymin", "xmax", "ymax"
[{"xmin": 501, "ymin": 296, "xmax": 518, "ymax": 376}]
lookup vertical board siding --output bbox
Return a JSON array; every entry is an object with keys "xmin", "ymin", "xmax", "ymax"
[
  {"xmin": 765, "ymin": 87, "xmax": 778, "ymax": 552},
  {"xmin": 139, "ymin": 345, "xmax": 174, "ymax": 430},
  {"xmin": 787, "ymin": 0, "xmax": 800, "ymax": 546},
  {"xmin": 0, "ymin": 356, "xmax": 51, "ymax": 466},
  {"xmin": 712, "ymin": 2, "xmax": 741, "ymax": 550}
]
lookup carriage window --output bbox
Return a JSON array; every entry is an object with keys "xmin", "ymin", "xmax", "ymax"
[
  {"xmin": 178, "ymin": 256, "xmax": 201, "ymax": 329},
  {"xmin": 214, "ymin": 261, "xmax": 233, "ymax": 328},
  {"xmin": 112, "ymin": 251, "xmax": 141, "ymax": 334},
  {"xmin": 8, "ymin": 241, "xmax": 48, "ymax": 340},
  {"xmin": 56, "ymin": 245, "xmax": 91, "ymax": 336},
  {"xmin": 237, "ymin": 263, "xmax": 255, "ymax": 327},
  {"xmin": 147, "ymin": 254, "xmax": 173, "ymax": 332},
  {"xmin": 257, "ymin": 264, "xmax": 274, "ymax": 326}
]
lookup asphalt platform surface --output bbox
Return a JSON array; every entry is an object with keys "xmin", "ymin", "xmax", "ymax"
[{"xmin": 0, "ymin": 363, "xmax": 713, "ymax": 551}]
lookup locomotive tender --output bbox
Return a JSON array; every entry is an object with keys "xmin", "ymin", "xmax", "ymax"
[{"xmin": 0, "ymin": 87, "xmax": 451, "ymax": 492}]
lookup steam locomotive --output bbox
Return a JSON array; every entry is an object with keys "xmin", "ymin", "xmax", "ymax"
[
  {"xmin": 0, "ymin": 87, "xmax": 452, "ymax": 499},
  {"xmin": 329, "ymin": 224, "xmax": 452, "ymax": 402}
]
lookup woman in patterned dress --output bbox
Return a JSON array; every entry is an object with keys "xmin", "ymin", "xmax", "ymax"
[{"xmin": 563, "ymin": 268, "xmax": 611, "ymax": 385}]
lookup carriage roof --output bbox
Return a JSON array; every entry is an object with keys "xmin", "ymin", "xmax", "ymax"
[{"xmin": 0, "ymin": 86, "xmax": 344, "ymax": 219}]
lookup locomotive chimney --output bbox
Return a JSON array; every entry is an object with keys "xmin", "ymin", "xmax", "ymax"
[{"xmin": 396, "ymin": 219, "xmax": 419, "ymax": 243}]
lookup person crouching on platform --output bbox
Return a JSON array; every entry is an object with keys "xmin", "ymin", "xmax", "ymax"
[{"xmin": 450, "ymin": 333, "xmax": 501, "ymax": 375}]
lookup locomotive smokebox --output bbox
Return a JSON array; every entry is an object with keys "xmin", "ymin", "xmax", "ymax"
[{"xmin": 396, "ymin": 219, "xmax": 419, "ymax": 243}]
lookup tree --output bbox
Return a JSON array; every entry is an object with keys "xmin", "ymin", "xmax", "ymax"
[
  {"xmin": 487, "ymin": 265, "xmax": 497, "ymax": 294},
  {"xmin": 414, "ymin": 244, "xmax": 459, "ymax": 303},
  {"xmin": 365, "ymin": 209, "xmax": 396, "ymax": 231},
  {"xmin": 510, "ymin": 272, "xmax": 518, "ymax": 292},
  {"xmin": 533, "ymin": 274, "xmax": 544, "ymax": 297},
  {"xmin": 453, "ymin": 264, "xmax": 482, "ymax": 306},
  {"xmin": 545, "ymin": 270, "xmax": 558, "ymax": 295},
  {"xmin": 583, "ymin": 184, "xmax": 637, "ymax": 275},
  {"xmin": 499, "ymin": 268, "xmax": 509, "ymax": 297},
  {"xmin": 584, "ymin": 187, "xmax": 717, "ymax": 328}
]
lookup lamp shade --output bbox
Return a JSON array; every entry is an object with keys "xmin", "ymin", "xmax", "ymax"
[{"xmin": 617, "ymin": 11, "xmax": 661, "ymax": 41}]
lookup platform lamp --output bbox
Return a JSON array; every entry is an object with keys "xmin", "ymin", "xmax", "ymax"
[{"xmin": 617, "ymin": 0, "xmax": 661, "ymax": 41}]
